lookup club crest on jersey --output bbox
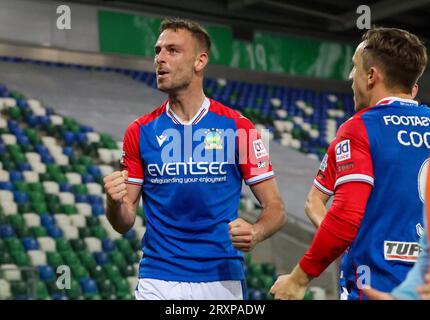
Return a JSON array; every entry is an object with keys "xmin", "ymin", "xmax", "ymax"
[
  {"xmin": 253, "ymin": 139, "xmax": 268, "ymax": 159},
  {"xmin": 204, "ymin": 129, "xmax": 223, "ymax": 150},
  {"xmin": 335, "ymin": 139, "xmax": 351, "ymax": 162}
]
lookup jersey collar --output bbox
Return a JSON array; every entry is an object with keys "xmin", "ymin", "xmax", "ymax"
[
  {"xmin": 165, "ymin": 96, "xmax": 210, "ymax": 125},
  {"xmin": 376, "ymin": 96, "xmax": 418, "ymax": 106}
]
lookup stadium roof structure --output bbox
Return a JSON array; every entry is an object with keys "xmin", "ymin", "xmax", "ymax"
[{"xmin": 65, "ymin": 0, "xmax": 430, "ymax": 43}]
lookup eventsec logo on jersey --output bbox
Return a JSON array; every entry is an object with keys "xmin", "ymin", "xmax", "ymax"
[{"xmin": 335, "ymin": 140, "xmax": 351, "ymax": 162}]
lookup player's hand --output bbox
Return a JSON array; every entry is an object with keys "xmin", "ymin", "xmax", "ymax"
[
  {"xmin": 417, "ymin": 273, "xmax": 430, "ymax": 300},
  {"xmin": 270, "ymin": 274, "xmax": 307, "ymax": 300},
  {"xmin": 228, "ymin": 218, "xmax": 259, "ymax": 252},
  {"xmin": 362, "ymin": 287, "xmax": 394, "ymax": 300},
  {"xmin": 103, "ymin": 170, "xmax": 130, "ymax": 205}
]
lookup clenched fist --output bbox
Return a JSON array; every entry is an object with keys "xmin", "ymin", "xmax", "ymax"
[
  {"xmin": 228, "ymin": 218, "xmax": 260, "ymax": 252},
  {"xmin": 103, "ymin": 170, "xmax": 130, "ymax": 204}
]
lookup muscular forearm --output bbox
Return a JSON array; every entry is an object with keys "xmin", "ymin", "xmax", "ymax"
[
  {"xmin": 254, "ymin": 199, "xmax": 286, "ymax": 243},
  {"xmin": 305, "ymin": 198, "xmax": 326, "ymax": 228},
  {"xmin": 106, "ymin": 194, "xmax": 136, "ymax": 234}
]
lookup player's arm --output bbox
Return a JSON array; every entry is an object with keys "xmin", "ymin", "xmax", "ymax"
[
  {"xmin": 104, "ymin": 121, "xmax": 144, "ymax": 234},
  {"xmin": 104, "ymin": 171, "xmax": 141, "ymax": 234},
  {"xmin": 305, "ymin": 185, "xmax": 331, "ymax": 228},
  {"xmin": 229, "ymin": 178, "xmax": 286, "ymax": 252}
]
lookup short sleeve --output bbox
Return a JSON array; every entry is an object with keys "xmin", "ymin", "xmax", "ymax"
[
  {"xmin": 235, "ymin": 116, "xmax": 275, "ymax": 185},
  {"xmin": 313, "ymin": 143, "xmax": 336, "ymax": 196},
  {"xmin": 332, "ymin": 117, "xmax": 374, "ymax": 189},
  {"xmin": 121, "ymin": 121, "xmax": 144, "ymax": 185}
]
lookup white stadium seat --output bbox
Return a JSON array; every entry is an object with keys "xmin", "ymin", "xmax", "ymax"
[
  {"xmin": 99, "ymin": 165, "xmax": 114, "ymax": 177},
  {"xmin": 0, "ymin": 190, "xmax": 13, "ymax": 202},
  {"xmin": 37, "ymin": 237, "xmax": 56, "ymax": 252},
  {"xmin": 134, "ymin": 226, "xmax": 146, "ymax": 241},
  {"xmin": 23, "ymin": 213, "xmax": 41, "ymax": 227},
  {"xmin": 49, "ymin": 115, "xmax": 64, "ymax": 126},
  {"xmin": 54, "ymin": 214, "xmax": 70, "ymax": 229},
  {"xmin": 0, "ymin": 279, "xmax": 11, "ymax": 300},
  {"xmin": 32, "ymin": 162, "xmax": 46, "ymax": 174},
  {"xmin": 86, "ymin": 132, "xmax": 100, "ymax": 143},
  {"xmin": 98, "ymin": 148, "xmax": 113, "ymax": 164},
  {"xmin": 66, "ymin": 172, "xmax": 82, "ymax": 185},
  {"xmin": 76, "ymin": 203, "xmax": 92, "ymax": 216},
  {"xmin": 84, "ymin": 237, "xmax": 102, "ymax": 253},
  {"xmin": 1, "ymin": 134, "xmax": 17, "ymax": 145},
  {"xmin": 1, "ymin": 201, "xmax": 17, "ymax": 216},
  {"xmin": 28, "ymin": 250, "xmax": 47, "ymax": 266},
  {"xmin": 0, "ymin": 117, "xmax": 7, "ymax": 128},
  {"xmin": 70, "ymin": 214, "xmax": 86, "ymax": 228},
  {"xmin": 59, "ymin": 192, "xmax": 75, "ymax": 205},
  {"xmin": 61, "ymin": 226, "xmax": 79, "ymax": 240},
  {"xmin": 25, "ymin": 152, "xmax": 41, "ymax": 163},
  {"xmin": 23, "ymin": 171, "xmax": 39, "ymax": 183},
  {"xmin": 86, "ymin": 183, "xmax": 102, "ymax": 195},
  {"xmin": 0, "ymin": 170, "xmax": 10, "ymax": 182},
  {"xmin": 41, "ymin": 136, "xmax": 57, "ymax": 148},
  {"xmin": 2, "ymin": 98, "xmax": 16, "ymax": 108},
  {"xmin": 1, "ymin": 264, "xmax": 22, "ymax": 281},
  {"xmin": 52, "ymin": 154, "xmax": 69, "ymax": 166},
  {"xmin": 43, "ymin": 181, "xmax": 60, "ymax": 195}
]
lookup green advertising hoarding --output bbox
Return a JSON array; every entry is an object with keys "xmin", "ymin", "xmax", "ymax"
[{"xmin": 98, "ymin": 10, "xmax": 353, "ymax": 80}]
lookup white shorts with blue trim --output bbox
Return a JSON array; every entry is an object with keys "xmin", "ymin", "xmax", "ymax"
[{"xmin": 135, "ymin": 278, "xmax": 244, "ymax": 300}]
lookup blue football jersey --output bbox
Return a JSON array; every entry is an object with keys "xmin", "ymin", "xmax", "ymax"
[
  {"xmin": 121, "ymin": 97, "xmax": 274, "ymax": 282},
  {"xmin": 314, "ymin": 97, "xmax": 429, "ymax": 299}
]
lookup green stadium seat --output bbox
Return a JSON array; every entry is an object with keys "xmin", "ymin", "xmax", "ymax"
[
  {"xmin": 16, "ymin": 225, "xmax": 32, "ymax": 238},
  {"xmin": 120, "ymin": 264, "xmax": 135, "ymax": 277},
  {"xmin": 5, "ymin": 237, "xmax": 25, "ymax": 253},
  {"xmin": 109, "ymin": 251, "xmax": 126, "ymax": 269},
  {"xmin": 30, "ymin": 226, "xmax": 48, "ymax": 237},
  {"xmin": 13, "ymin": 181, "xmax": 29, "ymax": 192},
  {"xmin": 61, "ymin": 251, "xmax": 79, "ymax": 266},
  {"xmin": 103, "ymin": 264, "xmax": 121, "ymax": 282},
  {"xmin": 61, "ymin": 204, "xmax": 77, "ymax": 215},
  {"xmin": 78, "ymin": 251, "xmax": 97, "ymax": 270},
  {"xmin": 66, "ymin": 279, "xmax": 83, "ymax": 300},
  {"xmin": 98, "ymin": 279, "xmax": 116, "ymax": 298},
  {"xmin": 46, "ymin": 252, "xmax": 64, "ymax": 269},
  {"xmin": 115, "ymin": 239, "xmax": 132, "ymax": 255},
  {"xmin": 45, "ymin": 194, "xmax": 60, "ymax": 204},
  {"xmin": 91, "ymin": 226, "xmax": 107, "ymax": 239},
  {"xmin": 11, "ymin": 251, "xmax": 30, "ymax": 266},
  {"xmin": 28, "ymin": 182, "xmax": 44, "ymax": 194},
  {"xmin": 32, "ymin": 202, "xmax": 48, "ymax": 215},
  {"xmin": 79, "ymin": 227, "xmax": 92, "ymax": 239},
  {"xmin": 70, "ymin": 263, "xmax": 89, "ymax": 280},
  {"xmin": 130, "ymin": 239, "xmax": 141, "ymax": 252},
  {"xmin": 18, "ymin": 203, "xmax": 32, "ymax": 214},
  {"xmin": 89, "ymin": 265, "xmax": 106, "ymax": 282},
  {"xmin": 55, "ymin": 239, "xmax": 72, "ymax": 253},
  {"xmin": 70, "ymin": 239, "xmax": 86, "ymax": 252},
  {"xmin": 86, "ymin": 216, "xmax": 99, "ymax": 227},
  {"xmin": 36, "ymin": 281, "xmax": 50, "ymax": 300},
  {"xmin": 125, "ymin": 251, "xmax": 140, "ymax": 264},
  {"xmin": 46, "ymin": 280, "xmax": 64, "ymax": 295},
  {"xmin": 8, "ymin": 215, "xmax": 25, "ymax": 231},
  {"xmin": 113, "ymin": 278, "xmax": 130, "ymax": 295},
  {"xmin": 10, "ymin": 280, "xmax": 28, "ymax": 297}
]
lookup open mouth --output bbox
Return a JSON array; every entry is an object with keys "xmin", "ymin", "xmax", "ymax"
[{"xmin": 157, "ymin": 70, "xmax": 169, "ymax": 77}]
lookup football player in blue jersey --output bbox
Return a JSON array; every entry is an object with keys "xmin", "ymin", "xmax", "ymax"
[{"xmin": 103, "ymin": 18, "xmax": 286, "ymax": 300}]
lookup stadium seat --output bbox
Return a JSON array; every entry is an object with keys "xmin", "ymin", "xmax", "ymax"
[
  {"xmin": 37, "ymin": 237, "xmax": 56, "ymax": 252},
  {"xmin": 84, "ymin": 237, "xmax": 102, "ymax": 253},
  {"xmin": 0, "ymin": 279, "xmax": 12, "ymax": 299},
  {"xmin": 70, "ymin": 214, "xmax": 86, "ymax": 228},
  {"xmin": 94, "ymin": 251, "xmax": 110, "ymax": 265},
  {"xmin": 23, "ymin": 213, "xmax": 41, "ymax": 228},
  {"xmin": 76, "ymin": 203, "xmax": 92, "ymax": 216},
  {"xmin": 38, "ymin": 265, "xmax": 55, "ymax": 281},
  {"xmin": 28, "ymin": 250, "xmax": 47, "ymax": 266},
  {"xmin": 46, "ymin": 251, "xmax": 63, "ymax": 269},
  {"xmin": 22, "ymin": 237, "xmax": 39, "ymax": 251},
  {"xmin": 59, "ymin": 192, "xmax": 75, "ymax": 205},
  {"xmin": 1, "ymin": 264, "xmax": 22, "ymax": 281}
]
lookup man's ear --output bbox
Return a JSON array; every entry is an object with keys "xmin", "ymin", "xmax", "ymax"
[
  {"xmin": 194, "ymin": 52, "xmax": 208, "ymax": 72},
  {"xmin": 367, "ymin": 66, "xmax": 380, "ymax": 89}
]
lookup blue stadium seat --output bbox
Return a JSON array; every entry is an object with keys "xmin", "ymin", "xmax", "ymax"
[
  {"xmin": 9, "ymin": 171, "xmax": 24, "ymax": 182},
  {"xmin": 91, "ymin": 204, "xmax": 104, "ymax": 216},
  {"xmin": 80, "ymin": 278, "xmax": 98, "ymax": 294},
  {"xmin": 40, "ymin": 214, "xmax": 56, "ymax": 229},
  {"xmin": 94, "ymin": 252, "xmax": 110, "ymax": 265},
  {"xmin": 47, "ymin": 226, "xmax": 63, "ymax": 239},
  {"xmin": 38, "ymin": 265, "xmax": 55, "ymax": 281},
  {"xmin": 13, "ymin": 191, "xmax": 29, "ymax": 203},
  {"xmin": 22, "ymin": 237, "xmax": 39, "ymax": 251},
  {"xmin": 101, "ymin": 239, "xmax": 116, "ymax": 252},
  {"xmin": 0, "ymin": 182, "xmax": 14, "ymax": 191},
  {"xmin": 0, "ymin": 224, "xmax": 15, "ymax": 238},
  {"xmin": 123, "ymin": 229, "xmax": 136, "ymax": 240}
]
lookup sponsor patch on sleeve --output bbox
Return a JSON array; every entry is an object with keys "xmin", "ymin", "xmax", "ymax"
[
  {"xmin": 253, "ymin": 139, "xmax": 268, "ymax": 159},
  {"xmin": 319, "ymin": 154, "xmax": 328, "ymax": 172},
  {"xmin": 335, "ymin": 139, "xmax": 351, "ymax": 162}
]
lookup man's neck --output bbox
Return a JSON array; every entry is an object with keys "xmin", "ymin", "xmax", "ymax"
[
  {"xmin": 168, "ymin": 87, "xmax": 205, "ymax": 122},
  {"xmin": 369, "ymin": 91, "xmax": 413, "ymax": 107}
]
